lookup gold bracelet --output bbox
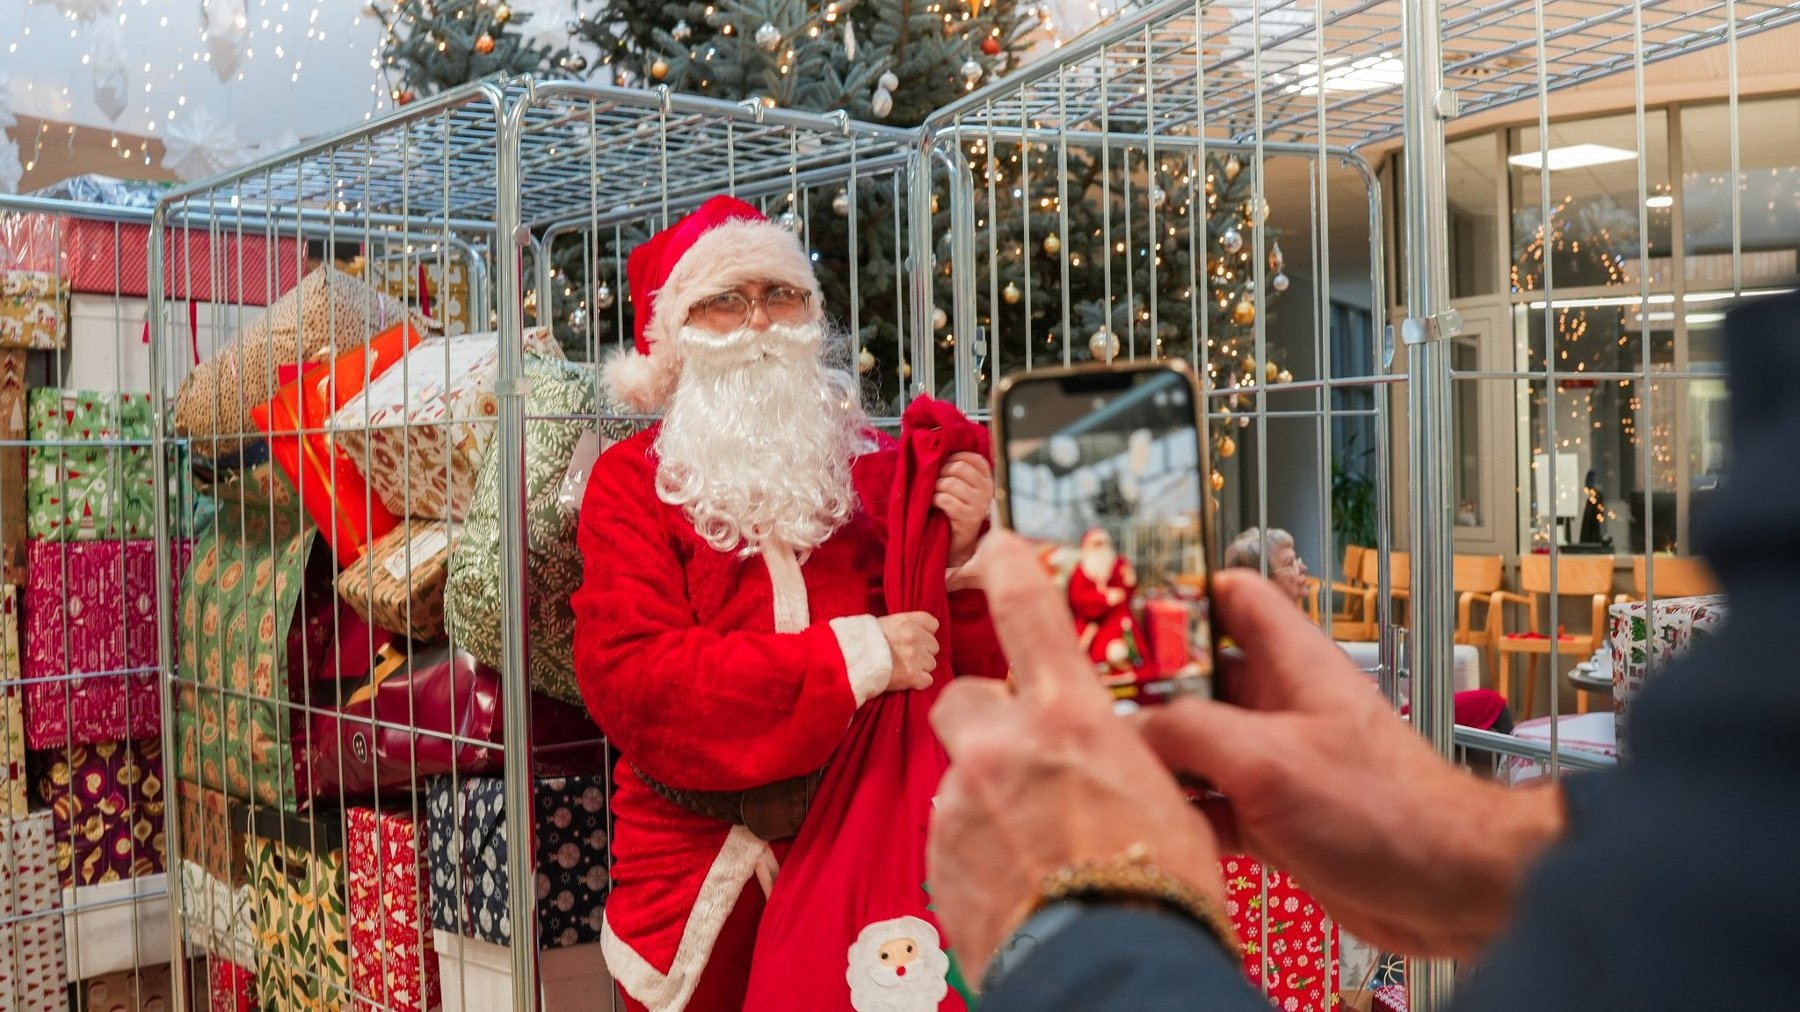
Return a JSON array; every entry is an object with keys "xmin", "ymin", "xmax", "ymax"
[{"xmin": 1030, "ymin": 843, "xmax": 1241, "ymax": 958}]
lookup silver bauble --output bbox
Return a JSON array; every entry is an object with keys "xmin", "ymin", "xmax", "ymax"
[
  {"xmin": 1150, "ymin": 186, "xmax": 1167, "ymax": 207},
  {"xmin": 878, "ymin": 70, "xmax": 900, "ymax": 93},
  {"xmin": 755, "ymin": 21, "xmax": 782, "ymax": 51},
  {"xmin": 932, "ymin": 307, "xmax": 949, "ymax": 330},
  {"xmin": 777, "ymin": 211, "xmax": 803, "ymax": 233},
  {"xmin": 1089, "ymin": 328, "xmax": 1120, "ymax": 361},
  {"xmin": 563, "ymin": 53, "xmax": 588, "ymax": 73},
  {"xmin": 1221, "ymin": 226, "xmax": 1243, "ymax": 254},
  {"xmin": 671, "ymin": 19, "xmax": 692, "ymax": 42},
  {"xmin": 831, "ymin": 190, "xmax": 851, "ymax": 217},
  {"xmin": 568, "ymin": 306, "xmax": 589, "ymax": 334},
  {"xmin": 1271, "ymin": 272, "xmax": 1290, "ymax": 293},
  {"xmin": 870, "ymin": 87, "xmax": 894, "ymax": 119},
  {"xmin": 960, "ymin": 59, "xmax": 984, "ymax": 85},
  {"xmin": 565, "ymin": 18, "xmax": 582, "ymax": 34},
  {"xmin": 594, "ymin": 282, "xmax": 615, "ymax": 310}
]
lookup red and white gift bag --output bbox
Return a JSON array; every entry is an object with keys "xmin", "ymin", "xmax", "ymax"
[
  {"xmin": 347, "ymin": 807, "xmax": 442, "ymax": 1012},
  {"xmin": 1222, "ymin": 856, "xmax": 1341, "ymax": 1012},
  {"xmin": 0, "ymin": 812, "xmax": 68, "ymax": 1011}
]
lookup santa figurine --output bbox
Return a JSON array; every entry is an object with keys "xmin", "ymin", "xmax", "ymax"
[
  {"xmin": 571, "ymin": 195, "xmax": 1001, "ymax": 1012},
  {"xmin": 1066, "ymin": 526, "xmax": 1144, "ymax": 681}
]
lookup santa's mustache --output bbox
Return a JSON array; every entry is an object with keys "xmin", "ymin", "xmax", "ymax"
[{"xmin": 675, "ymin": 320, "xmax": 822, "ymax": 367}]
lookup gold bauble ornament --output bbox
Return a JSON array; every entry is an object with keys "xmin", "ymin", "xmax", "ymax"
[
  {"xmin": 858, "ymin": 347, "xmax": 876, "ymax": 374},
  {"xmin": 1041, "ymin": 233, "xmax": 1061, "ymax": 256},
  {"xmin": 1003, "ymin": 281, "xmax": 1021, "ymax": 305},
  {"xmin": 493, "ymin": 3, "xmax": 512, "ymax": 24},
  {"xmin": 523, "ymin": 289, "xmax": 539, "ymax": 315},
  {"xmin": 1224, "ymin": 154, "xmax": 1242, "ymax": 182},
  {"xmin": 1219, "ymin": 435, "xmax": 1236, "ymax": 459},
  {"xmin": 1241, "ymin": 354, "xmax": 1256, "ymax": 374},
  {"xmin": 1210, "ymin": 470, "xmax": 1226, "ymax": 492},
  {"xmin": 1233, "ymin": 299, "xmax": 1256, "ymax": 326},
  {"xmin": 1265, "ymin": 361, "xmax": 1279, "ymax": 384},
  {"xmin": 474, "ymin": 32, "xmax": 496, "ymax": 55},
  {"xmin": 901, "ymin": 360, "xmax": 913, "ymax": 381},
  {"xmin": 650, "ymin": 58, "xmax": 669, "ymax": 80},
  {"xmin": 1277, "ymin": 368, "xmax": 1293, "ymax": 384}
]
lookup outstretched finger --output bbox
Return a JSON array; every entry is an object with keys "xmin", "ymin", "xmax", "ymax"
[
  {"xmin": 929, "ymin": 677, "xmax": 1013, "ymax": 758},
  {"xmin": 958, "ymin": 531, "xmax": 1100, "ymax": 703}
]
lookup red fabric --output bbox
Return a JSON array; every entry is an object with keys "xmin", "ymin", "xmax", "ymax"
[
  {"xmin": 572, "ymin": 427, "xmax": 884, "ymax": 1002},
  {"xmin": 626, "ymin": 196, "xmax": 766, "ymax": 355},
  {"xmin": 207, "ymin": 958, "xmax": 258, "ymax": 1012},
  {"xmin": 1068, "ymin": 558, "xmax": 1144, "ymax": 675},
  {"xmin": 741, "ymin": 398, "xmax": 997, "ymax": 1012},
  {"xmin": 1398, "ymin": 689, "xmax": 1510, "ymax": 731}
]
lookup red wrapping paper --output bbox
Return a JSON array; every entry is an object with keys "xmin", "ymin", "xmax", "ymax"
[
  {"xmin": 1221, "ymin": 855, "xmax": 1341, "ymax": 1012},
  {"xmin": 346, "ymin": 807, "xmax": 442, "ymax": 1012},
  {"xmin": 209, "ymin": 957, "xmax": 260, "ymax": 1012},
  {"xmin": 7, "ymin": 217, "xmax": 302, "ymax": 303}
]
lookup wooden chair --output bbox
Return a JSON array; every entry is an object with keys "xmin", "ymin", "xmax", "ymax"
[
  {"xmin": 1616, "ymin": 555, "xmax": 1718, "ymax": 604},
  {"xmin": 1324, "ymin": 545, "xmax": 1377, "ymax": 641},
  {"xmin": 1358, "ymin": 549, "xmax": 1411, "ymax": 626},
  {"xmin": 1453, "ymin": 553, "xmax": 1506, "ymax": 678},
  {"xmin": 1492, "ymin": 554, "xmax": 1615, "ymax": 717}
]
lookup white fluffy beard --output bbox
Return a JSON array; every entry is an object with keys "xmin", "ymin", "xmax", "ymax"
[{"xmin": 654, "ymin": 320, "xmax": 866, "ymax": 556}]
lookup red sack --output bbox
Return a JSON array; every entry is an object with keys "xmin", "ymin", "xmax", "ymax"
[
  {"xmin": 303, "ymin": 640, "xmax": 604, "ymax": 798},
  {"xmin": 742, "ymin": 397, "xmax": 988, "ymax": 1012}
]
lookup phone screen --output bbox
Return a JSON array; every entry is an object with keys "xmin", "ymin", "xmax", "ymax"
[{"xmin": 995, "ymin": 364, "xmax": 1214, "ymax": 709}]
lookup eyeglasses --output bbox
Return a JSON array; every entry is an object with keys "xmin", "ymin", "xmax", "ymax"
[{"xmin": 688, "ymin": 286, "xmax": 812, "ymax": 333}]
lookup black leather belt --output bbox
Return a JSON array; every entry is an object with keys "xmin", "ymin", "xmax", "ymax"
[{"xmin": 631, "ymin": 764, "xmax": 825, "ymax": 842}]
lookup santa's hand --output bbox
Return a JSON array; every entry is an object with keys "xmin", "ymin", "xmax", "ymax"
[
  {"xmin": 1105, "ymin": 587, "xmax": 1127, "ymax": 607},
  {"xmin": 926, "ymin": 532, "xmax": 1224, "ymax": 984},
  {"xmin": 935, "ymin": 452, "xmax": 994, "ymax": 569},
  {"xmin": 878, "ymin": 611, "xmax": 940, "ymax": 692}
]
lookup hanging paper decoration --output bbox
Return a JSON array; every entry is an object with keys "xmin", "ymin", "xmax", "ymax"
[
  {"xmin": 90, "ymin": 18, "xmax": 129, "ymax": 122},
  {"xmin": 0, "ymin": 136, "xmax": 22, "ymax": 196},
  {"xmin": 205, "ymin": 0, "xmax": 250, "ymax": 82},
  {"xmin": 161, "ymin": 107, "xmax": 244, "ymax": 181},
  {"xmin": 44, "ymin": 0, "xmax": 113, "ymax": 21},
  {"xmin": 0, "ymin": 72, "xmax": 16, "ymax": 130}
]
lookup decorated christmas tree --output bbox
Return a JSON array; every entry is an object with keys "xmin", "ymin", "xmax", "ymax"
[{"xmin": 378, "ymin": 0, "xmax": 1285, "ymax": 465}]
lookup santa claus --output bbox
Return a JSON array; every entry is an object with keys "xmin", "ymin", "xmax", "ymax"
[
  {"xmin": 571, "ymin": 195, "xmax": 1000, "ymax": 1012},
  {"xmin": 845, "ymin": 916, "xmax": 952, "ymax": 1012},
  {"xmin": 1066, "ymin": 527, "xmax": 1143, "ymax": 680}
]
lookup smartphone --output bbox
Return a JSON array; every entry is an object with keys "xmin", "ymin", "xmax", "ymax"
[{"xmin": 991, "ymin": 361, "xmax": 1217, "ymax": 710}]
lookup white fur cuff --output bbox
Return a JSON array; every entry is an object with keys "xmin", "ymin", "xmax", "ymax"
[{"xmin": 831, "ymin": 615, "xmax": 893, "ymax": 706}]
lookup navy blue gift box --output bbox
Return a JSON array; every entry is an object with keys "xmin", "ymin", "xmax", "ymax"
[{"xmin": 424, "ymin": 774, "xmax": 611, "ymax": 949}]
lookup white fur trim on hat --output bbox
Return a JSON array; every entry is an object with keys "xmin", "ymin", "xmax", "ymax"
[{"xmin": 607, "ymin": 217, "xmax": 822, "ymax": 413}]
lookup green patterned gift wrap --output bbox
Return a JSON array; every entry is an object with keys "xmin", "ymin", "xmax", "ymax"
[
  {"xmin": 247, "ymin": 806, "xmax": 349, "ymax": 1012},
  {"xmin": 25, "ymin": 389, "xmax": 156, "ymax": 541}
]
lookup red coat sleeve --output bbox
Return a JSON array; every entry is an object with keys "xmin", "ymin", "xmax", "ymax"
[
  {"xmin": 570, "ymin": 437, "xmax": 861, "ymax": 793},
  {"xmin": 1067, "ymin": 570, "xmax": 1112, "ymax": 623}
]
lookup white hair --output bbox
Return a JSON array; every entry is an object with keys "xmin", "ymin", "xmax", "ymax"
[
  {"xmin": 846, "ymin": 916, "xmax": 951, "ymax": 1012},
  {"xmin": 654, "ymin": 319, "xmax": 866, "ymax": 556},
  {"xmin": 1223, "ymin": 526, "xmax": 1294, "ymax": 571}
]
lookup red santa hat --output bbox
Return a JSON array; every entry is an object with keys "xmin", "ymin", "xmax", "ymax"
[{"xmin": 605, "ymin": 195, "xmax": 824, "ymax": 413}]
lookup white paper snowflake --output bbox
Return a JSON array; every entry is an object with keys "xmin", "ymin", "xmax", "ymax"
[
  {"xmin": 205, "ymin": 0, "xmax": 250, "ymax": 81},
  {"xmin": 161, "ymin": 107, "xmax": 244, "ymax": 181},
  {"xmin": 0, "ymin": 72, "xmax": 15, "ymax": 130},
  {"xmin": 91, "ymin": 18, "xmax": 130, "ymax": 121},
  {"xmin": 51, "ymin": 0, "xmax": 114, "ymax": 20},
  {"xmin": 0, "ymin": 137, "xmax": 22, "ymax": 195}
]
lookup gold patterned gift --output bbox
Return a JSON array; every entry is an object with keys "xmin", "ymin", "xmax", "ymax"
[
  {"xmin": 0, "ymin": 272, "xmax": 68, "ymax": 351},
  {"xmin": 334, "ymin": 520, "xmax": 458, "ymax": 641}
]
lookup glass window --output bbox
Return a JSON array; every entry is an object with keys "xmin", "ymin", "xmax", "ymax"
[
  {"xmin": 1452, "ymin": 336, "xmax": 1482, "ymax": 527},
  {"xmin": 1447, "ymin": 134, "xmax": 1500, "ymax": 298},
  {"xmin": 1510, "ymin": 112, "xmax": 1672, "ymax": 294},
  {"xmin": 1680, "ymin": 97, "xmax": 1800, "ymax": 289}
]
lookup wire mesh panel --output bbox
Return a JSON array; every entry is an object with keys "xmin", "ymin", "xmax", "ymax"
[
  {"xmin": 150, "ymin": 79, "xmax": 917, "ymax": 1012},
  {"xmin": 0, "ymin": 195, "xmax": 236, "ymax": 1008}
]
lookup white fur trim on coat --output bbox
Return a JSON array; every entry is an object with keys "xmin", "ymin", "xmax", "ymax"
[
  {"xmin": 831, "ymin": 615, "xmax": 893, "ymax": 706},
  {"xmin": 761, "ymin": 541, "xmax": 811, "ymax": 634},
  {"xmin": 609, "ymin": 218, "xmax": 822, "ymax": 413},
  {"xmin": 601, "ymin": 826, "xmax": 775, "ymax": 1012}
]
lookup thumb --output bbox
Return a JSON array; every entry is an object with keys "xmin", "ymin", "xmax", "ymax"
[{"xmin": 1138, "ymin": 696, "xmax": 1280, "ymax": 794}]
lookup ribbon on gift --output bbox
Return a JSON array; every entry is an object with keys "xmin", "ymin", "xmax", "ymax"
[
  {"xmin": 417, "ymin": 263, "xmax": 433, "ymax": 320},
  {"xmin": 138, "ymin": 300, "xmax": 201, "ymax": 366}
]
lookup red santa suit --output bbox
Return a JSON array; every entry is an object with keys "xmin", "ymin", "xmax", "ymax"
[
  {"xmin": 569, "ymin": 196, "xmax": 1000, "ymax": 1012},
  {"xmin": 1066, "ymin": 531, "xmax": 1142, "ymax": 677}
]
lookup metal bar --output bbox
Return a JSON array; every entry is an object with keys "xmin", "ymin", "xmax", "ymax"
[
  {"xmin": 497, "ymin": 84, "xmax": 544, "ymax": 1011},
  {"xmin": 937, "ymin": 142, "xmax": 980, "ymax": 414},
  {"xmin": 1401, "ymin": 0, "xmax": 1459, "ymax": 1000},
  {"xmin": 907, "ymin": 140, "xmax": 937, "ymax": 400}
]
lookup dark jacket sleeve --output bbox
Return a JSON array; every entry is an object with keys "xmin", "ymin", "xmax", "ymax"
[{"xmin": 982, "ymin": 907, "xmax": 1273, "ymax": 1012}]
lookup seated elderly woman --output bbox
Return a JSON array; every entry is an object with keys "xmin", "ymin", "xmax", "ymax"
[{"xmin": 1224, "ymin": 527, "xmax": 1513, "ymax": 736}]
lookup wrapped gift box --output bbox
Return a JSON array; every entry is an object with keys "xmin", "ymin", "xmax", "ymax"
[
  {"xmin": 1221, "ymin": 855, "xmax": 1340, "ymax": 1012},
  {"xmin": 0, "ymin": 811, "xmax": 69, "ymax": 1010},
  {"xmin": 0, "ymin": 271, "xmax": 68, "ymax": 350},
  {"xmin": 3, "ymin": 215, "xmax": 299, "ymax": 303},
  {"xmin": 425, "ymin": 773, "xmax": 610, "ymax": 948},
  {"xmin": 346, "ymin": 807, "xmax": 442, "ymax": 1012},
  {"xmin": 332, "ymin": 329, "xmax": 561, "ymax": 522},
  {"xmin": 336, "ymin": 521, "xmax": 457, "ymax": 642},
  {"xmin": 22, "ymin": 538, "xmax": 191, "ymax": 749},
  {"xmin": 444, "ymin": 357, "xmax": 598, "ymax": 706},
  {"xmin": 80, "ymin": 962, "xmax": 175, "ymax": 1011},
  {"xmin": 65, "ymin": 294, "xmax": 264, "ymax": 402},
  {"xmin": 1, "ymin": 348, "xmax": 27, "ymax": 583},
  {"xmin": 248, "ymin": 806, "xmax": 350, "ymax": 1012},
  {"xmin": 365, "ymin": 256, "xmax": 473, "ymax": 336},
  {"xmin": 209, "ymin": 957, "xmax": 260, "ymax": 1012},
  {"xmin": 434, "ymin": 931, "xmax": 612, "ymax": 1012},
  {"xmin": 25, "ymin": 388, "xmax": 158, "ymax": 542},
  {"xmin": 252, "ymin": 323, "xmax": 420, "ymax": 567},
  {"xmin": 30, "ymin": 737, "xmax": 167, "ymax": 888},
  {"xmin": 62, "ymin": 876, "xmax": 172, "ymax": 982},
  {"xmin": 178, "ymin": 780, "xmax": 250, "ymax": 888},
  {"xmin": 1608, "ymin": 594, "xmax": 1727, "ymax": 751},
  {"xmin": 174, "ymin": 265, "xmax": 423, "ymax": 454},
  {"xmin": 181, "ymin": 860, "xmax": 258, "ymax": 969},
  {"xmin": 0, "ymin": 587, "xmax": 28, "ymax": 817}
]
